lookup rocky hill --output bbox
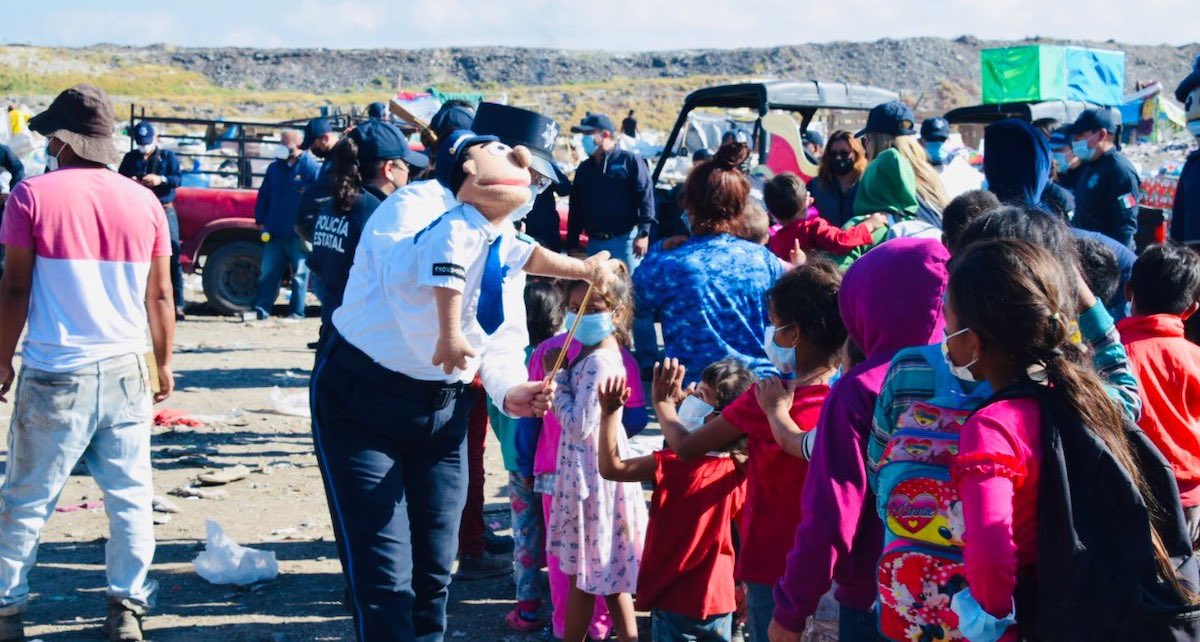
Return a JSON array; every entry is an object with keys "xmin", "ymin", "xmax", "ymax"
[{"xmin": 4, "ymin": 37, "xmax": 1197, "ymax": 128}]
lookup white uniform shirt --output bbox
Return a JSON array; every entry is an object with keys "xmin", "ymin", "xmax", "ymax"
[{"xmin": 334, "ymin": 195, "xmax": 536, "ymax": 412}]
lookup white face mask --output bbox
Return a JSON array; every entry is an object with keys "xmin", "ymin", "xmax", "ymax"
[
  {"xmin": 511, "ymin": 185, "xmax": 537, "ymax": 223},
  {"xmin": 138, "ymin": 143, "xmax": 155, "ymax": 154},
  {"xmin": 45, "ymin": 141, "xmax": 61, "ymax": 172},
  {"xmin": 941, "ymin": 327, "xmax": 978, "ymax": 382},
  {"xmin": 1188, "ymin": 121, "xmax": 1200, "ymax": 138},
  {"xmin": 677, "ymin": 394, "xmax": 715, "ymax": 432}
]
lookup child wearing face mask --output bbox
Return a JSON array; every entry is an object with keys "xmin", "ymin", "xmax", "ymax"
[
  {"xmin": 514, "ymin": 278, "xmax": 648, "ymax": 638},
  {"xmin": 595, "ymin": 359, "xmax": 755, "ymax": 642},
  {"xmin": 545, "ymin": 271, "xmax": 649, "ymax": 642},
  {"xmin": 653, "ymin": 260, "xmax": 848, "ymax": 642}
]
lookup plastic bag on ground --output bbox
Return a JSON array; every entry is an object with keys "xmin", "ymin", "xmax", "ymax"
[
  {"xmin": 268, "ymin": 387, "xmax": 310, "ymax": 418},
  {"xmin": 193, "ymin": 520, "xmax": 279, "ymax": 586}
]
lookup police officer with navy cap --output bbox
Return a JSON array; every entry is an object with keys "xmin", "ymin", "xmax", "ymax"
[
  {"xmin": 1171, "ymin": 54, "xmax": 1200, "ymax": 246},
  {"xmin": 1068, "ymin": 108, "xmax": 1140, "ymax": 249},
  {"xmin": 312, "ymin": 102, "xmax": 561, "ymax": 642},
  {"xmin": 919, "ymin": 117, "xmax": 951, "ymax": 167},
  {"xmin": 119, "ymin": 121, "xmax": 184, "ymax": 319}
]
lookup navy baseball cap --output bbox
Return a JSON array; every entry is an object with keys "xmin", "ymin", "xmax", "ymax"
[
  {"xmin": 1176, "ymin": 54, "xmax": 1200, "ymax": 103},
  {"xmin": 472, "ymin": 102, "xmax": 562, "ymax": 183},
  {"xmin": 300, "ymin": 117, "xmax": 333, "ymax": 150},
  {"xmin": 350, "ymin": 120, "xmax": 428, "ymax": 169},
  {"xmin": 802, "ymin": 129, "xmax": 825, "ymax": 147},
  {"xmin": 1066, "ymin": 108, "xmax": 1118, "ymax": 136},
  {"xmin": 856, "ymin": 101, "xmax": 917, "ymax": 138},
  {"xmin": 133, "ymin": 121, "xmax": 156, "ymax": 145},
  {"xmin": 429, "ymin": 103, "xmax": 476, "ymax": 140},
  {"xmin": 1048, "ymin": 128, "xmax": 1071, "ymax": 149},
  {"xmin": 920, "ymin": 117, "xmax": 951, "ymax": 142},
  {"xmin": 570, "ymin": 113, "xmax": 615, "ymax": 134},
  {"xmin": 438, "ymin": 129, "xmax": 503, "ymax": 194},
  {"xmin": 367, "ymin": 101, "xmax": 388, "ymax": 119}
]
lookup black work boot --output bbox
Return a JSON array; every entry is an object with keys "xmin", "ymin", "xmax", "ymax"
[{"xmin": 101, "ymin": 597, "xmax": 146, "ymax": 642}]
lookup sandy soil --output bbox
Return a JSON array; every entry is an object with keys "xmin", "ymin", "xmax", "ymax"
[{"xmin": 0, "ymin": 297, "xmax": 607, "ymax": 642}]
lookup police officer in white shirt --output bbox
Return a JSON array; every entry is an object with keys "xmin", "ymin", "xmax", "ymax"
[{"xmin": 312, "ymin": 105, "xmax": 563, "ymax": 642}]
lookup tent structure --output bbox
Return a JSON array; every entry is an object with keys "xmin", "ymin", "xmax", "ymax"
[{"xmin": 1120, "ymin": 82, "xmax": 1188, "ymax": 144}]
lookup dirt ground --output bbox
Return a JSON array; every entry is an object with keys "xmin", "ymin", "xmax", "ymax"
[{"xmin": 0, "ymin": 288, "xmax": 660, "ymax": 641}]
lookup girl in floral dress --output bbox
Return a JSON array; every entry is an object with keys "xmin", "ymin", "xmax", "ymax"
[{"xmin": 547, "ymin": 271, "xmax": 648, "ymax": 642}]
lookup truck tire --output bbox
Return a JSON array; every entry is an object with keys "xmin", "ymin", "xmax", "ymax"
[{"xmin": 202, "ymin": 240, "xmax": 263, "ymax": 315}]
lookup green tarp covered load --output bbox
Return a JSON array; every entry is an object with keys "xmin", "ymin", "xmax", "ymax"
[{"xmin": 981, "ymin": 45, "xmax": 1126, "ymax": 106}]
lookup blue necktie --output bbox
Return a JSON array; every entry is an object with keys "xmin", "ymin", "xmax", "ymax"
[{"xmin": 477, "ymin": 237, "xmax": 506, "ymax": 335}]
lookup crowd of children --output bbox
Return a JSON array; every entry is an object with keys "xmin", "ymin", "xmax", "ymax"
[{"xmin": 470, "ymin": 127, "xmax": 1200, "ymax": 642}]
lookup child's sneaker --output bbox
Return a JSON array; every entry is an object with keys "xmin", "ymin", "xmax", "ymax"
[{"xmin": 504, "ymin": 608, "xmax": 544, "ymax": 632}]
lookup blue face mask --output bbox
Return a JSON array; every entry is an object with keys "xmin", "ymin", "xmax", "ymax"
[
  {"xmin": 581, "ymin": 135, "xmax": 598, "ymax": 156},
  {"xmin": 511, "ymin": 185, "xmax": 537, "ymax": 223},
  {"xmin": 564, "ymin": 311, "xmax": 614, "ymax": 347},
  {"xmin": 1072, "ymin": 136, "xmax": 1096, "ymax": 162},
  {"xmin": 1052, "ymin": 152, "xmax": 1069, "ymax": 170},
  {"xmin": 681, "ymin": 211, "xmax": 692, "ymax": 234},
  {"xmin": 763, "ymin": 324, "xmax": 797, "ymax": 376},
  {"xmin": 924, "ymin": 141, "xmax": 945, "ymax": 165},
  {"xmin": 1188, "ymin": 121, "xmax": 1200, "ymax": 138}
]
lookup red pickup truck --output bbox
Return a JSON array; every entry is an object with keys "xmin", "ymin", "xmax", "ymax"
[{"xmin": 174, "ymin": 187, "xmax": 264, "ymax": 315}]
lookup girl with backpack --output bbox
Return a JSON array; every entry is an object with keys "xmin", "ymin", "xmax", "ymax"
[{"xmin": 943, "ymin": 238, "xmax": 1199, "ymax": 641}]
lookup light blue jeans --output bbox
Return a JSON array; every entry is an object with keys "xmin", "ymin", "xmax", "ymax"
[
  {"xmin": 0, "ymin": 354, "xmax": 157, "ymax": 614},
  {"xmin": 587, "ymin": 230, "xmax": 659, "ymax": 368},
  {"xmin": 254, "ymin": 235, "xmax": 310, "ymax": 317}
]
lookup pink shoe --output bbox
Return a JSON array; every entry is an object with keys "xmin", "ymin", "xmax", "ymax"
[{"xmin": 505, "ymin": 608, "xmax": 544, "ymax": 632}]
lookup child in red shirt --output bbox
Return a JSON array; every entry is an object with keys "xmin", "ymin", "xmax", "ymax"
[
  {"xmin": 595, "ymin": 359, "xmax": 756, "ymax": 641},
  {"xmin": 1117, "ymin": 243, "xmax": 1200, "ymax": 543},
  {"xmin": 764, "ymin": 172, "xmax": 886, "ymax": 262},
  {"xmin": 654, "ymin": 260, "xmax": 848, "ymax": 642}
]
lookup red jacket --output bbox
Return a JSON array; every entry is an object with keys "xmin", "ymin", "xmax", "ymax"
[
  {"xmin": 1117, "ymin": 314, "xmax": 1200, "ymax": 505},
  {"xmin": 767, "ymin": 216, "xmax": 875, "ymax": 261}
]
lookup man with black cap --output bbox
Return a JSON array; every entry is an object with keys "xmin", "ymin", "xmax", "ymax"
[
  {"xmin": 119, "ymin": 121, "xmax": 185, "ymax": 320},
  {"xmin": 919, "ymin": 116, "xmax": 982, "ymax": 199},
  {"xmin": 566, "ymin": 112, "xmax": 656, "ymax": 368},
  {"xmin": 1171, "ymin": 54, "xmax": 1200, "ymax": 247},
  {"xmin": 293, "ymin": 116, "xmax": 342, "ymax": 242},
  {"xmin": 0, "ymin": 84, "xmax": 174, "ymax": 642},
  {"xmin": 1068, "ymin": 107, "xmax": 1141, "ymax": 249},
  {"xmin": 802, "ymin": 128, "xmax": 824, "ymax": 164},
  {"xmin": 253, "ymin": 128, "xmax": 321, "ymax": 320}
]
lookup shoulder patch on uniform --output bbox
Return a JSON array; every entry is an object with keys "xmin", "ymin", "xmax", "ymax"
[
  {"xmin": 515, "ymin": 232, "xmax": 537, "ymax": 245},
  {"xmin": 1118, "ymin": 193, "xmax": 1137, "ymax": 209},
  {"xmin": 432, "ymin": 263, "xmax": 466, "ymax": 281}
]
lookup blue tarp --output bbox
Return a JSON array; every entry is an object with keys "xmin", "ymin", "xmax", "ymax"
[{"xmin": 1066, "ymin": 47, "xmax": 1126, "ymax": 106}]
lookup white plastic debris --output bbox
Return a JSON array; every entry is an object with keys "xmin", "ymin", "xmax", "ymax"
[
  {"xmin": 193, "ymin": 520, "xmax": 279, "ymax": 586},
  {"xmin": 268, "ymin": 387, "xmax": 310, "ymax": 418}
]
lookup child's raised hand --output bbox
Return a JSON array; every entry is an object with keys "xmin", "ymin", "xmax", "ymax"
[
  {"xmin": 755, "ymin": 376, "xmax": 795, "ymax": 417},
  {"xmin": 789, "ymin": 239, "xmax": 807, "ymax": 267},
  {"xmin": 652, "ymin": 358, "xmax": 690, "ymax": 406},
  {"xmin": 865, "ymin": 212, "xmax": 890, "ymax": 231},
  {"xmin": 597, "ymin": 376, "xmax": 630, "ymax": 415},
  {"xmin": 431, "ymin": 330, "xmax": 477, "ymax": 375}
]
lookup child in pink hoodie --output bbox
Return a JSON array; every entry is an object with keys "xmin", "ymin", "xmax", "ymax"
[{"xmin": 770, "ymin": 237, "xmax": 949, "ymax": 641}]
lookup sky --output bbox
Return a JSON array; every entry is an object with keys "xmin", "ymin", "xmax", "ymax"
[{"xmin": 2, "ymin": 0, "xmax": 1197, "ymax": 50}]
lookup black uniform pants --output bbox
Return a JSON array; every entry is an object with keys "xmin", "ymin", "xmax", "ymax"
[
  {"xmin": 162, "ymin": 204, "xmax": 184, "ymax": 309},
  {"xmin": 310, "ymin": 333, "xmax": 473, "ymax": 642}
]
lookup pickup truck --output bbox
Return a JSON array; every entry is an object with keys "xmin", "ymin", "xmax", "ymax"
[{"xmin": 128, "ymin": 110, "xmax": 354, "ymax": 315}]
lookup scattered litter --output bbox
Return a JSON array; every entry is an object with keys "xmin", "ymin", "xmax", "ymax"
[
  {"xmin": 56, "ymin": 499, "xmax": 104, "ymax": 513},
  {"xmin": 272, "ymin": 370, "xmax": 309, "ymax": 381},
  {"xmin": 193, "ymin": 520, "xmax": 279, "ymax": 586},
  {"xmin": 154, "ymin": 409, "xmax": 204, "ymax": 428},
  {"xmin": 197, "ymin": 464, "xmax": 251, "ymax": 486},
  {"xmin": 153, "ymin": 495, "xmax": 182, "ymax": 514},
  {"xmin": 153, "ymin": 513, "xmax": 172, "ymax": 525},
  {"xmin": 170, "ymin": 486, "xmax": 227, "ymax": 500},
  {"xmin": 191, "ymin": 409, "xmax": 246, "ymax": 425},
  {"xmin": 180, "ymin": 387, "xmax": 210, "ymax": 393},
  {"xmin": 268, "ymin": 387, "xmax": 310, "ymax": 418}
]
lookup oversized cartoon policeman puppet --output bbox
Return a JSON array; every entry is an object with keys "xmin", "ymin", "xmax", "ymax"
[{"xmin": 424, "ymin": 129, "xmax": 619, "ymax": 374}]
